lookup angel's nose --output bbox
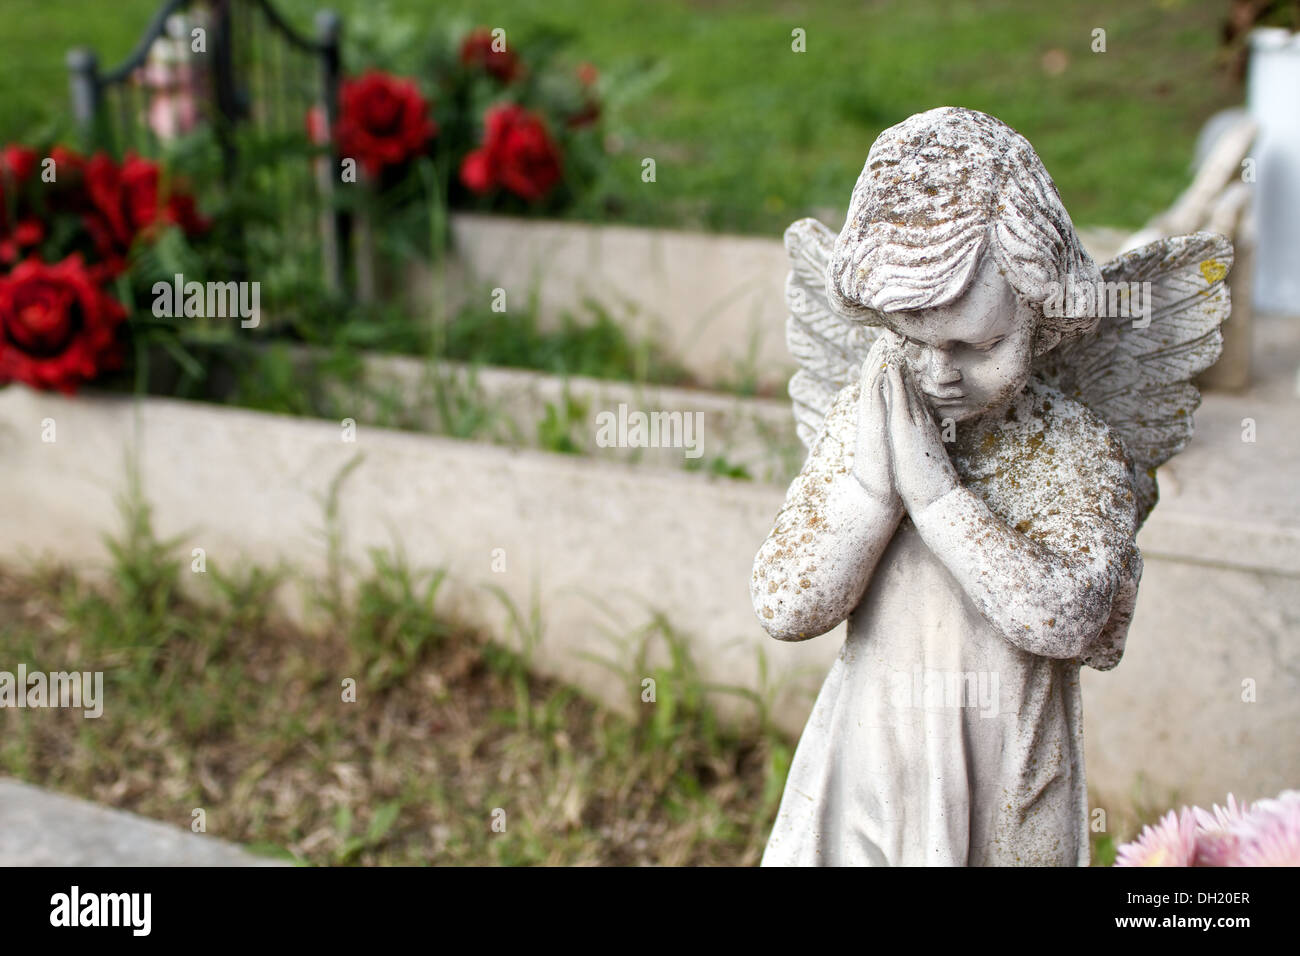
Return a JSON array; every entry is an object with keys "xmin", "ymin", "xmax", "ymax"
[{"xmin": 926, "ymin": 348, "xmax": 962, "ymax": 384}]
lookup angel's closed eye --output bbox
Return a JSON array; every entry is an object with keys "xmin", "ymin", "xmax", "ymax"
[{"xmin": 902, "ymin": 336, "xmax": 1001, "ymax": 353}]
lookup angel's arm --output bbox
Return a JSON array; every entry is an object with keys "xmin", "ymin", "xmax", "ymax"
[
  {"xmin": 751, "ymin": 380, "xmax": 903, "ymax": 642},
  {"xmin": 911, "ymin": 488, "xmax": 1136, "ymax": 659}
]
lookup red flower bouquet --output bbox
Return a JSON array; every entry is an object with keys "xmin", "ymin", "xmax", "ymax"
[{"xmin": 0, "ymin": 142, "xmax": 211, "ymax": 392}]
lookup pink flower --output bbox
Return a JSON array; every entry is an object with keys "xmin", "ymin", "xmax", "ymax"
[
  {"xmin": 1194, "ymin": 792, "xmax": 1251, "ymax": 831},
  {"xmin": 1226, "ymin": 791, "xmax": 1300, "ymax": 867},
  {"xmin": 1114, "ymin": 790, "xmax": 1300, "ymax": 867},
  {"xmin": 1115, "ymin": 808, "xmax": 1199, "ymax": 867},
  {"xmin": 1192, "ymin": 793, "xmax": 1251, "ymax": 866}
]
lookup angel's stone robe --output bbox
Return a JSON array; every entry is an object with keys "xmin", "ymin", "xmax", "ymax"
[{"xmin": 759, "ymin": 378, "xmax": 1141, "ymax": 866}]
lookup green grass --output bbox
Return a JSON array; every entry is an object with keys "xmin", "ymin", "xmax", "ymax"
[
  {"xmin": 437, "ymin": 297, "xmax": 693, "ymax": 386},
  {"xmin": 0, "ymin": 0, "xmax": 1240, "ymax": 233}
]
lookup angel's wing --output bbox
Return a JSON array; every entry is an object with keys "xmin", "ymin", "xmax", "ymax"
[
  {"xmin": 1034, "ymin": 232, "xmax": 1232, "ymax": 526},
  {"xmin": 784, "ymin": 218, "xmax": 882, "ymax": 449}
]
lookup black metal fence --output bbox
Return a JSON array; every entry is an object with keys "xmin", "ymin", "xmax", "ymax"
[{"xmin": 66, "ymin": 0, "xmax": 347, "ymax": 294}]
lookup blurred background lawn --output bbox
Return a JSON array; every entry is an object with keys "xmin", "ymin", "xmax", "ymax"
[{"xmin": 1, "ymin": 0, "xmax": 1239, "ymax": 234}]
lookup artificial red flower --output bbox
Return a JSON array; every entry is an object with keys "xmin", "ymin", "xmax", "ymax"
[
  {"xmin": 458, "ymin": 150, "xmax": 493, "ymax": 193},
  {"xmin": 163, "ymin": 193, "xmax": 208, "ymax": 236},
  {"xmin": 0, "ymin": 254, "xmax": 127, "ymax": 393},
  {"xmin": 83, "ymin": 152, "xmax": 208, "ymax": 268},
  {"xmin": 335, "ymin": 71, "xmax": 437, "ymax": 176},
  {"xmin": 1, "ymin": 146, "xmax": 38, "ymax": 183},
  {"xmin": 0, "ymin": 216, "xmax": 45, "ymax": 264},
  {"xmin": 459, "ymin": 28, "xmax": 521, "ymax": 83},
  {"xmin": 11, "ymin": 220, "xmax": 43, "ymax": 247},
  {"xmin": 459, "ymin": 104, "xmax": 562, "ymax": 202}
]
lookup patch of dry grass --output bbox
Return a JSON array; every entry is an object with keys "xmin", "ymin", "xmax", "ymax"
[{"xmin": 0, "ymin": 498, "xmax": 791, "ymax": 866}]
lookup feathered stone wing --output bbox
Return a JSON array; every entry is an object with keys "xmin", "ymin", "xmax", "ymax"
[
  {"xmin": 784, "ymin": 218, "xmax": 883, "ymax": 450},
  {"xmin": 1034, "ymin": 232, "xmax": 1233, "ymax": 526}
]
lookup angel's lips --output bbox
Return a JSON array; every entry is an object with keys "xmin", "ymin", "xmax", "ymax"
[{"xmin": 924, "ymin": 392, "xmax": 966, "ymax": 406}]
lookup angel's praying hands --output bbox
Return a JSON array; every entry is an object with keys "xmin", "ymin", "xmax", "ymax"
[
  {"xmin": 850, "ymin": 342, "xmax": 899, "ymax": 508},
  {"xmin": 880, "ymin": 361, "xmax": 959, "ymax": 513}
]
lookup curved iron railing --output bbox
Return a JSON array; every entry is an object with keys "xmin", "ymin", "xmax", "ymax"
[
  {"xmin": 97, "ymin": 0, "xmax": 212, "ymax": 85},
  {"xmin": 66, "ymin": 0, "xmax": 346, "ymax": 293}
]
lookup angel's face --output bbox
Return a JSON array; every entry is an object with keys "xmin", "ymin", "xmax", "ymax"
[{"xmin": 883, "ymin": 254, "xmax": 1037, "ymax": 423}]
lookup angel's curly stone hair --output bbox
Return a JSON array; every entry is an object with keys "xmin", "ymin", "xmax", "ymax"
[{"xmin": 827, "ymin": 107, "xmax": 1102, "ymax": 346}]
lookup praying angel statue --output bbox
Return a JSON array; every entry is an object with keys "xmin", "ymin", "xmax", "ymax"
[{"xmin": 751, "ymin": 107, "xmax": 1232, "ymax": 866}]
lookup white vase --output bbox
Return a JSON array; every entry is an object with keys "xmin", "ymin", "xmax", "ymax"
[{"xmin": 1247, "ymin": 28, "xmax": 1300, "ymax": 314}]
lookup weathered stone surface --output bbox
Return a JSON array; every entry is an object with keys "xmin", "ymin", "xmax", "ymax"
[{"xmin": 0, "ymin": 778, "xmax": 287, "ymax": 866}]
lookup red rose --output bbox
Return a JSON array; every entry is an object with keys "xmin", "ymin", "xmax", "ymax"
[
  {"xmin": 460, "ymin": 29, "xmax": 521, "ymax": 83},
  {"xmin": 0, "ymin": 219, "xmax": 45, "ymax": 264},
  {"xmin": 163, "ymin": 193, "xmax": 208, "ymax": 236},
  {"xmin": 459, "ymin": 105, "xmax": 562, "ymax": 202},
  {"xmin": 335, "ymin": 71, "xmax": 437, "ymax": 176},
  {"xmin": 0, "ymin": 254, "xmax": 127, "ymax": 393},
  {"xmin": 84, "ymin": 153, "xmax": 128, "ymax": 254},
  {"xmin": 12, "ymin": 220, "xmax": 43, "ymax": 247},
  {"xmin": 120, "ymin": 155, "xmax": 163, "ymax": 233},
  {"xmin": 459, "ymin": 150, "xmax": 494, "ymax": 193},
  {"xmin": 84, "ymin": 152, "xmax": 154, "ymax": 259},
  {"xmin": 1, "ymin": 146, "xmax": 38, "ymax": 183},
  {"xmin": 83, "ymin": 152, "xmax": 207, "ymax": 268}
]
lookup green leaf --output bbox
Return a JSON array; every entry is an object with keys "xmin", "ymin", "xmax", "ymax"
[{"xmin": 366, "ymin": 801, "xmax": 402, "ymax": 844}]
